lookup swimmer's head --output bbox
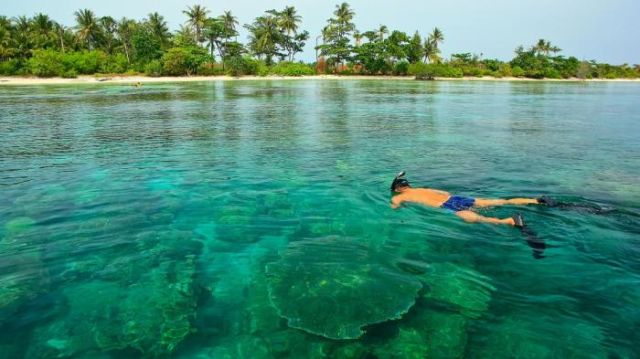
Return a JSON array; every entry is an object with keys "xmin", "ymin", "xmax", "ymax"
[{"xmin": 390, "ymin": 171, "xmax": 410, "ymax": 192}]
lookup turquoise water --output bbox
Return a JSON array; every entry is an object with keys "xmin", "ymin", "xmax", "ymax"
[{"xmin": 1, "ymin": 80, "xmax": 639, "ymax": 358}]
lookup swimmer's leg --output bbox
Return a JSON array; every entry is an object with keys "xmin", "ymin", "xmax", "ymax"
[
  {"xmin": 455, "ymin": 210, "xmax": 516, "ymax": 226},
  {"xmin": 474, "ymin": 197, "xmax": 539, "ymax": 208}
]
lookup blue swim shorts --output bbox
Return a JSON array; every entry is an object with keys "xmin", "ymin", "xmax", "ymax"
[{"xmin": 441, "ymin": 195, "xmax": 476, "ymax": 212}]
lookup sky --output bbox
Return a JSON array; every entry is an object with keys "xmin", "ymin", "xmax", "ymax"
[{"xmin": 3, "ymin": 0, "xmax": 639, "ymax": 64}]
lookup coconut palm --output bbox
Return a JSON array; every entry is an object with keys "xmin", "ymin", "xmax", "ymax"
[
  {"xmin": 245, "ymin": 14, "xmax": 282, "ymax": 65},
  {"xmin": 74, "ymin": 9, "xmax": 101, "ymax": 49},
  {"xmin": 377, "ymin": 25, "xmax": 388, "ymax": 42},
  {"xmin": 147, "ymin": 12, "xmax": 171, "ymax": 48},
  {"xmin": 277, "ymin": 6, "xmax": 302, "ymax": 61},
  {"xmin": 12, "ymin": 16, "xmax": 32, "ymax": 57},
  {"xmin": 32, "ymin": 13, "xmax": 54, "ymax": 48},
  {"xmin": 334, "ymin": 2, "xmax": 355, "ymax": 26},
  {"xmin": 100, "ymin": 16, "xmax": 117, "ymax": 54},
  {"xmin": 116, "ymin": 18, "xmax": 136, "ymax": 63},
  {"xmin": 203, "ymin": 17, "xmax": 223, "ymax": 62},
  {"xmin": 423, "ymin": 39, "xmax": 438, "ymax": 63},
  {"xmin": 429, "ymin": 27, "xmax": 444, "ymax": 50},
  {"xmin": 353, "ymin": 30, "xmax": 363, "ymax": 47},
  {"xmin": 53, "ymin": 22, "xmax": 67, "ymax": 53},
  {"xmin": 321, "ymin": 2, "xmax": 355, "ymax": 66},
  {"xmin": 278, "ymin": 6, "xmax": 301, "ymax": 37},
  {"xmin": 0, "ymin": 16, "xmax": 13, "ymax": 59},
  {"xmin": 220, "ymin": 10, "xmax": 239, "ymax": 49},
  {"xmin": 183, "ymin": 5, "xmax": 208, "ymax": 45},
  {"xmin": 534, "ymin": 39, "xmax": 561, "ymax": 56}
]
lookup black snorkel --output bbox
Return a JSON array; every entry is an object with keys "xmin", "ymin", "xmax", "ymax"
[{"xmin": 390, "ymin": 171, "xmax": 409, "ymax": 192}]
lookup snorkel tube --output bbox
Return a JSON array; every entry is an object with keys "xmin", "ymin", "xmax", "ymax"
[{"xmin": 390, "ymin": 171, "xmax": 409, "ymax": 192}]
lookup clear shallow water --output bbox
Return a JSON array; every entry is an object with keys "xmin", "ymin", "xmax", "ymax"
[{"xmin": 1, "ymin": 80, "xmax": 639, "ymax": 358}]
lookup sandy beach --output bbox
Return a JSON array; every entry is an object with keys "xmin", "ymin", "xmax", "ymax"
[{"xmin": 0, "ymin": 75, "xmax": 638, "ymax": 85}]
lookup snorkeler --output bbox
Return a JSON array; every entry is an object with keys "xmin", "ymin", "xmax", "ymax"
[{"xmin": 390, "ymin": 171, "xmax": 549, "ymax": 258}]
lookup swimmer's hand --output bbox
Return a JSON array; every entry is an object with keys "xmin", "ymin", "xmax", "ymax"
[{"xmin": 391, "ymin": 198, "xmax": 402, "ymax": 209}]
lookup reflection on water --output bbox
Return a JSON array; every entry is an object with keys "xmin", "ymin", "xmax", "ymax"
[{"xmin": 1, "ymin": 80, "xmax": 639, "ymax": 358}]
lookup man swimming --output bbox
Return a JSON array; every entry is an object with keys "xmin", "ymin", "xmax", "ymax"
[
  {"xmin": 389, "ymin": 171, "xmax": 550, "ymax": 226},
  {"xmin": 390, "ymin": 171, "xmax": 550, "ymax": 258}
]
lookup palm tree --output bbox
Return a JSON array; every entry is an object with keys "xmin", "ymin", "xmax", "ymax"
[
  {"xmin": 377, "ymin": 25, "xmax": 388, "ymax": 42},
  {"xmin": 203, "ymin": 17, "xmax": 223, "ymax": 63},
  {"xmin": 423, "ymin": 39, "xmax": 438, "ymax": 63},
  {"xmin": 12, "ymin": 16, "xmax": 32, "ymax": 57},
  {"xmin": 147, "ymin": 12, "xmax": 171, "ymax": 48},
  {"xmin": 353, "ymin": 30, "xmax": 363, "ymax": 47},
  {"xmin": 183, "ymin": 5, "xmax": 208, "ymax": 45},
  {"xmin": 220, "ymin": 11, "xmax": 238, "ymax": 38},
  {"xmin": 100, "ymin": 16, "xmax": 117, "ymax": 54},
  {"xmin": 334, "ymin": 2, "xmax": 355, "ymax": 25},
  {"xmin": 277, "ymin": 6, "xmax": 302, "ymax": 61},
  {"xmin": 218, "ymin": 11, "xmax": 239, "ymax": 66},
  {"xmin": 116, "ymin": 18, "xmax": 136, "ymax": 63},
  {"xmin": 0, "ymin": 16, "xmax": 13, "ymax": 59},
  {"xmin": 174, "ymin": 25, "xmax": 196, "ymax": 47},
  {"xmin": 245, "ymin": 15, "xmax": 281, "ymax": 65},
  {"xmin": 327, "ymin": 2, "xmax": 355, "ymax": 65},
  {"xmin": 53, "ymin": 22, "xmax": 67, "ymax": 52},
  {"xmin": 32, "ymin": 13, "xmax": 54, "ymax": 48},
  {"xmin": 429, "ymin": 27, "xmax": 444, "ymax": 50},
  {"xmin": 74, "ymin": 9, "xmax": 101, "ymax": 50}
]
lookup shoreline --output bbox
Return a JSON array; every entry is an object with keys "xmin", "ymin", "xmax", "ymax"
[{"xmin": 1, "ymin": 75, "xmax": 639, "ymax": 86}]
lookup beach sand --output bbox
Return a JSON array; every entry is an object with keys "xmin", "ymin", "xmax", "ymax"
[{"xmin": 1, "ymin": 75, "xmax": 638, "ymax": 85}]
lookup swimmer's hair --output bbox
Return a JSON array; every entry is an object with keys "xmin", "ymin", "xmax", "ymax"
[{"xmin": 390, "ymin": 171, "xmax": 410, "ymax": 191}]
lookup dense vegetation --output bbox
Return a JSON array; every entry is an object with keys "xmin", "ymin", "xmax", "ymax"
[{"xmin": 0, "ymin": 3, "xmax": 638, "ymax": 79}]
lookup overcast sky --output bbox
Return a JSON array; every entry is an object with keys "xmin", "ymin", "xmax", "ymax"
[{"xmin": 3, "ymin": 0, "xmax": 639, "ymax": 64}]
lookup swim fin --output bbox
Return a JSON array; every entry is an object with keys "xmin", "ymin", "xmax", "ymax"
[
  {"xmin": 513, "ymin": 212, "xmax": 545, "ymax": 259},
  {"xmin": 538, "ymin": 196, "xmax": 610, "ymax": 215}
]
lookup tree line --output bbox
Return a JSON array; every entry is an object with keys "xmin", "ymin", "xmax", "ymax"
[{"xmin": 0, "ymin": 2, "xmax": 638, "ymax": 79}]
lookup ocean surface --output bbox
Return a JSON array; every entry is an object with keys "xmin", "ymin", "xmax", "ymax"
[{"xmin": 1, "ymin": 79, "xmax": 639, "ymax": 358}]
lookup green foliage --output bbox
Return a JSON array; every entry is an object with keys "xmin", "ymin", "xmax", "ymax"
[
  {"xmin": 197, "ymin": 62, "xmax": 224, "ymax": 76},
  {"xmin": 0, "ymin": 59, "xmax": 21, "ymax": 75},
  {"xmin": 353, "ymin": 40, "xmax": 388, "ymax": 74},
  {"xmin": 393, "ymin": 60, "xmax": 409, "ymax": 75},
  {"xmin": 102, "ymin": 53, "xmax": 128, "ymax": 73},
  {"xmin": 408, "ymin": 62, "xmax": 462, "ymax": 79},
  {"xmin": 406, "ymin": 31, "xmax": 423, "ymax": 64},
  {"xmin": 1, "ymin": 9, "xmax": 638, "ymax": 79},
  {"xmin": 131, "ymin": 26, "xmax": 163, "ymax": 64},
  {"xmin": 512, "ymin": 65, "xmax": 525, "ymax": 77},
  {"xmin": 28, "ymin": 49, "xmax": 64, "ymax": 77},
  {"xmin": 225, "ymin": 56, "xmax": 263, "ymax": 76},
  {"xmin": 144, "ymin": 60, "xmax": 163, "ymax": 77},
  {"xmin": 64, "ymin": 51, "xmax": 108, "ymax": 74},
  {"xmin": 61, "ymin": 69, "xmax": 77, "ymax": 78},
  {"xmin": 576, "ymin": 61, "xmax": 592, "ymax": 79},
  {"xmin": 270, "ymin": 61, "xmax": 315, "ymax": 76},
  {"xmin": 318, "ymin": 3, "xmax": 356, "ymax": 67},
  {"xmin": 29, "ymin": 50, "xmax": 113, "ymax": 77},
  {"xmin": 161, "ymin": 46, "xmax": 208, "ymax": 76}
]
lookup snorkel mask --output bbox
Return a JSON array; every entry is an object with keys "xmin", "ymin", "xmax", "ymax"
[{"xmin": 390, "ymin": 171, "xmax": 410, "ymax": 192}]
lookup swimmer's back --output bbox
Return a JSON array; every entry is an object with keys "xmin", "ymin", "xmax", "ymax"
[{"xmin": 393, "ymin": 188, "xmax": 451, "ymax": 208}]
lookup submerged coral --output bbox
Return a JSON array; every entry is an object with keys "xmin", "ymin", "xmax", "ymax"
[
  {"xmin": 265, "ymin": 237, "xmax": 423, "ymax": 340},
  {"xmin": 0, "ymin": 217, "xmax": 47, "ymax": 322},
  {"xmin": 421, "ymin": 262, "xmax": 495, "ymax": 319},
  {"xmin": 27, "ymin": 256, "xmax": 198, "ymax": 358}
]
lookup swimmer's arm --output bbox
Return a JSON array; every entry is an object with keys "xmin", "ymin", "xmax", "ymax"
[{"xmin": 391, "ymin": 197, "xmax": 402, "ymax": 209}]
